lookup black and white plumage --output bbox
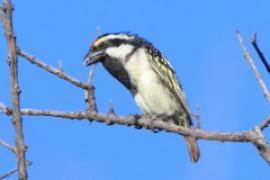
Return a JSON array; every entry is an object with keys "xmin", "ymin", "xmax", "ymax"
[{"xmin": 83, "ymin": 32, "xmax": 200, "ymax": 162}]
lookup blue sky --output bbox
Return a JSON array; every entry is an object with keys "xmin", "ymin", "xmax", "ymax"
[{"xmin": 0, "ymin": 0, "xmax": 270, "ymax": 179}]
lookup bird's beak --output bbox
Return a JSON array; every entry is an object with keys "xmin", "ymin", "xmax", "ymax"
[{"xmin": 83, "ymin": 50, "xmax": 106, "ymax": 66}]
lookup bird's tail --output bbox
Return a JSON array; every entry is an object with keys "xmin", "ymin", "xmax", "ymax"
[{"xmin": 184, "ymin": 136, "xmax": 200, "ymax": 163}]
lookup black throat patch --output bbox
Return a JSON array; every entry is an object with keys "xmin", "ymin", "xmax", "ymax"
[{"xmin": 102, "ymin": 56, "xmax": 137, "ymax": 95}]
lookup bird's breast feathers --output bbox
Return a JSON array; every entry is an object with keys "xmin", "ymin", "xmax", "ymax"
[{"xmin": 125, "ymin": 48, "xmax": 180, "ymax": 115}]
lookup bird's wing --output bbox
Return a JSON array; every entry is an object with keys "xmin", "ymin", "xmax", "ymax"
[{"xmin": 147, "ymin": 49, "xmax": 191, "ymax": 124}]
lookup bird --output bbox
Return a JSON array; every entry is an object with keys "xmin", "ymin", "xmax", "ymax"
[{"xmin": 83, "ymin": 32, "xmax": 200, "ymax": 162}]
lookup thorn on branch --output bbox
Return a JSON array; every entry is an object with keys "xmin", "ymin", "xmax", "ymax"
[
  {"xmin": 251, "ymin": 33, "xmax": 270, "ymax": 74},
  {"xmin": 107, "ymin": 100, "xmax": 115, "ymax": 115},
  {"xmin": 191, "ymin": 105, "xmax": 201, "ymax": 129},
  {"xmin": 106, "ymin": 101, "xmax": 115, "ymax": 125},
  {"xmin": 57, "ymin": 60, "xmax": 63, "ymax": 72}
]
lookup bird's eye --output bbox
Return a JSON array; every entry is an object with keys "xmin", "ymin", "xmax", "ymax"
[{"xmin": 98, "ymin": 43, "xmax": 105, "ymax": 48}]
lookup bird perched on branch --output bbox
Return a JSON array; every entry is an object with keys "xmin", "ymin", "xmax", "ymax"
[{"xmin": 83, "ymin": 32, "xmax": 200, "ymax": 162}]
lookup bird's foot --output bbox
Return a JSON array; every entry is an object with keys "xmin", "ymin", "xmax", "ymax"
[{"xmin": 143, "ymin": 114, "xmax": 170, "ymax": 133}]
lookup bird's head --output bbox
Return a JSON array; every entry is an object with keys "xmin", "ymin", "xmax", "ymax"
[{"xmin": 83, "ymin": 32, "xmax": 151, "ymax": 66}]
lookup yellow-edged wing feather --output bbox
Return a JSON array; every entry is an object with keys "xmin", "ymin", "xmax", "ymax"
[
  {"xmin": 147, "ymin": 49, "xmax": 191, "ymax": 125},
  {"xmin": 146, "ymin": 47, "xmax": 199, "ymax": 163}
]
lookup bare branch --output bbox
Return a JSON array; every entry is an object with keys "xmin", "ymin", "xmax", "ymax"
[
  {"xmin": 0, "ymin": 102, "xmax": 12, "ymax": 114},
  {"xmin": 251, "ymin": 33, "xmax": 270, "ymax": 73},
  {"xmin": 236, "ymin": 31, "xmax": 270, "ymax": 103},
  {"xmin": 16, "ymin": 48, "xmax": 91, "ymax": 90},
  {"xmin": 258, "ymin": 115, "xmax": 270, "ymax": 131},
  {"xmin": 0, "ymin": 107, "xmax": 256, "ymax": 142},
  {"xmin": 236, "ymin": 31, "xmax": 270, "ymax": 164},
  {"xmin": 249, "ymin": 127, "xmax": 270, "ymax": 164},
  {"xmin": 23, "ymin": 109, "xmax": 270, "ymax": 164},
  {"xmin": 0, "ymin": 140, "xmax": 16, "ymax": 153},
  {"xmin": 0, "ymin": 161, "xmax": 32, "ymax": 180},
  {"xmin": 84, "ymin": 87, "xmax": 97, "ymax": 113},
  {"xmin": 1, "ymin": 0, "xmax": 27, "ymax": 179},
  {"xmin": 2, "ymin": 104, "xmax": 270, "ymax": 164},
  {"xmin": 0, "ymin": 167, "xmax": 17, "ymax": 180},
  {"xmin": 0, "ymin": 102, "xmax": 11, "ymax": 114}
]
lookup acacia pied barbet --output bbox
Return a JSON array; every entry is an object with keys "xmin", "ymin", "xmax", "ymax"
[{"xmin": 83, "ymin": 33, "xmax": 200, "ymax": 162}]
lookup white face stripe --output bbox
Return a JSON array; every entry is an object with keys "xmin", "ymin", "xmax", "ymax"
[
  {"xmin": 93, "ymin": 34, "xmax": 135, "ymax": 47},
  {"xmin": 105, "ymin": 44, "xmax": 135, "ymax": 63}
]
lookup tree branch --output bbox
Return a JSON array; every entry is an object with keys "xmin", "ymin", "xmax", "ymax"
[
  {"xmin": 84, "ymin": 88, "xmax": 97, "ymax": 112},
  {"xmin": 251, "ymin": 33, "xmax": 270, "ymax": 73},
  {"xmin": 258, "ymin": 115, "xmax": 270, "ymax": 131},
  {"xmin": 249, "ymin": 127, "xmax": 270, "ymax": 165},
  {"xmin": 1, "ymin": 106, "xmax": 267, "ymax": 142},
  {"xmin": 16, "ymin": 48, "xmax": 91, "ymax": 90},
  {"xmin": 1, "ymin": 0, "xmax": 27, "ymax": 179},
  {"xmin": 0, "ymin": 102, "xmax": 11, "ymax": 115},
  {"xmin": 0, "ymin": 140, "xmax": 16, "ymax": 153},
  {"xmin": 20, "ymin": 108, "xmax": 270, "ymax": 164},
  {"xmin": 236, "ymin": 31, "xmax": 270, "ymax": 103}
]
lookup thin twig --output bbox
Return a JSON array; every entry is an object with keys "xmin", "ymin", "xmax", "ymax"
[
  {"xmin": 0, "ymin": 161, "xmax": 32, "ymax": 180},
  {"xmin": 1, "ymin": 0, "xmax": 27, "ymax": 179},
  {"xmin": 258, "ymin": 115, "xmax": 270, "ymax": 131},
  {"xmin": 251, "ymin": 33, "xmax": 270, "ymax": 73},
  {"xmin": 0, "ymin": 102, "xmax": 11, "ymax": 114},
  {"xmin": 85, "ymin": 64, "xmax": 97, "ymax": 113},
  {"xmin": 16, "ymin": 48, "xmax": 91, "ymax": 90},
  {"xmin": 0, "ymin": 140, "xmax": 16, "ymax": 153},
  {"xmin": 236, "ymin": 31, "xmax": 270, "ymax": 103},
  {"xmin": 87, "ymin": 64, "xmax": 96, "ymax": 84},
  {"xmin": 0, "ymin": 102, "xmax": 12, "ymax": 114},
  {"xmin": 0, "ymin": 167, "xmax": 17, "ymax": 180}
]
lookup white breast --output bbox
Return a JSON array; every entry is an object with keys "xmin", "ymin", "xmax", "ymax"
[{"xmin": 125, "ymin": 48, "xmax": 180, "ymax": 115}]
